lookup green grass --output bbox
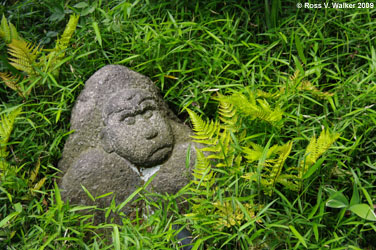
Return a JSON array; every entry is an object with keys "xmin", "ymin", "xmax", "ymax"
[{"xmin": 1, "ymin": 0, "xmax": 376, "ymax": 249}]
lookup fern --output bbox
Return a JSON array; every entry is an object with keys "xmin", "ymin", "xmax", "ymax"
[
  {"xmin": 187, "ymin": 103, "xmax": 238, "ymax": 168},
  {"xmin": 214, "ymin": 93, "xmax": 241, "ymax": 131},
  {"xmin": 0, "ymin": 15, "xmax": 19, "ymax": 44},
  {"xmin": 55, "ymin": 14, "xmax": 79, "ymax": 54},
  {"xmin": 0, "ymin": 14, "xmax": 79, "ymax": 97},
  {"xmin": 192, "ymin": 149, "xmax": 214, "ymax": 189},
  {"xmin": 186, "ymin": 85, "xmax": 341, "ymax": 232},
  {"xmin": 0, "ymin": 72, "xmax": 23, "ymax": 95},
  {"xmin": 221, "ymin": 92, "xmax": 283, "ymax": 124},
  {"xmin": 186, "ymin": 108, "xmax": 220, "ymax": 149},
  {"xmin": 0, "ymin": 107, "xmax": 22, "ymax": 172},
  {"xmin": 256, "ymin": 89, "xmax": 279, "ymax": 99},
  {"xmin": 242, "ymin": 141, "xmax": 296, "ymax": 195},
  {"xmin": 242, "ymin": 142, "xmax": 265, "ymax": 163},
  {"xmin": 28, "ymin": 158, "xmax": 47, "ymax": 196},
  {"xmin": 45, "ymin": 14, "xmax": 79, "ymax": 77},
  {"xmin": 299, "ymin": 129, "xmax": 340, "ymax": 178},
  {"xmin": 298, "ymin": 80, "xmax": 334, "ymax": 98},
  {"xmin": 7, "ymin": 39, "xmax": 41, "ymax": 76},
  {"xmin": 281, "ymin": 69, "xmax": 334, "ymax": 99},
  {"xmin": 213, "ymin": 201, "xmax": 258, "ymax": 229}
]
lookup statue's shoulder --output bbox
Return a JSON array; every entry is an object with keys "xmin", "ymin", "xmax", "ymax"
[{"xmin": 70, "ymin": 147, "xmax": 135, "ymax": 170}]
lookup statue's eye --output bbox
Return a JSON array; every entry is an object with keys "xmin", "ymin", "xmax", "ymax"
[
  {"xmin": 143, "ymin": 110, "xmax": 153, "ymax": 119},
  {"xmin": 123, "ymin": 117, "xmax": 135, "ymax": 125},
  {"xmin": 119, "ymin": 114, "xmax": 135, "ymax": 125}
]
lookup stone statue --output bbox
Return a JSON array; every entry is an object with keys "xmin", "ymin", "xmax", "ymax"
[{"xmin": 58, "ymin": 65, "xmax": 196, "ymax": 220}]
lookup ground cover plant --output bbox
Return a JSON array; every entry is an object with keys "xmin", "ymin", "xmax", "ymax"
[{"xmin": 0, "ymin": 0, "xmax": 375, "ymax": 249}]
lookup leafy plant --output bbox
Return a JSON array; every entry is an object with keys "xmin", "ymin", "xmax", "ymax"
[
  {"xmin": 0, "ymin": 14, "xmax": 79, "ymax": 98},
  {"xmin": 1, "ymin": 1, "xmax": 375, "ymax": 248},
  {"xmin": 186, "ymin": 87, "xmax": 340, "ymax": 231},
  {"xmin": 0, "ymin": 107, "xmax": 22, "ymax": 174},
  {"xmin": 299, "ymin": 129, "xmax": 340, "ymax": 179},
  {"xmin": 326, "ymin": 170, "xmax": 376, "ymax": 222},
  {"xmin": 0, "ymin": 14, "xmax": 20, "ymax": 44}
]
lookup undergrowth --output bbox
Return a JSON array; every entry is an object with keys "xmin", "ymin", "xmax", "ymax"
[{"xmin": 0, "ymin": 0, "xmax": 375, "ymax": 249}]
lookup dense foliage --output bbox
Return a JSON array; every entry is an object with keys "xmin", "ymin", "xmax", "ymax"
[{"xmin": 0, "ymin": 0, "xmax": 375, "ymax": 249}]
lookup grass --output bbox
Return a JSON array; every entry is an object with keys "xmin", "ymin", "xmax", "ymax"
[{"xmin": 1, "ymin": 0, "xmax": 376, "ymax": 249}]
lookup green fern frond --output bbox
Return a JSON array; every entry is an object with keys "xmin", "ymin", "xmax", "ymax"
[
  {"xmin": 208, "ymin": 129, "xmax": 236, "ymax": 168},
  {"xmin": 0, "ymin": 107, "xmax": 22, "ymax": 171},
  {"xmin": 214, "ymin": 93, "xmax": 240, "ymax": 131},
  {"xmin": 260, "ymin": 141, "xmax": 293, "ymax": 195},
  {"xmin": 255, "ymin": 99, "xmax": 283, "ymax": 123},
  {"xmin": 299, "ymin": 129, "xmax": 340, "ymax": 178},
  {"xmin": 242, "ymin": 143, "xmax": 263, "ymax": 163},
  {"xmin": 289, "ymin": 69, "xmax": 300, "ymax": 82},
  {"xmin": 192, "ymin": 149, "xmax": 214, "ymax": 188},
  {"xmin": 186, "ymin": 108, "xmax": 220, "ymax": 147},
  {"xmin": 0, "ymin": 72, "xmax": 22, "ymax": 93},
  {"xmin": 283, "ymin": 70, "xmax": 334, "ymax": 99},
  {"xmin": 276, "ymin": 174, "xmax": 299, "ymax": 191},
  {"xmin": 0, "ymin": 107, "xmax": 22, "ymax": 146},
  {"xmin": 213, "ymin": 201, "xmax": 256, "ymax": 229},
  {"xmin": 55, "ymin": 14, "xmax": 79, "ymax": 54},
  {"xmin": 241, "ymin": 171, "xmax": 257, "ymax": 182},
  {"xmin": 46, "ymin": 14, "xmax": 79, "ymax": 76},
  {"xmin": 7, "ymin": 39, "xmax": 41, "ymax": 75},
  {"xmin": 29, "ymin": 158, "xmax": 40, "ymax": 184},
  {"xmin": 256, "ymin": 89, "xmax": 279, "ymax": 99},
  {"xmin": 298, "ymin": 80, "xmax": 334, "ymax": 99},
  {"xmin": 243, "ymin": 141, "xmax": 293, "ymax": 195},
  {"xmin": 266, "ymin": 141, "xmax": 293, "ymax": 185},
  {"xmin": 206, "ymin": 129, "xmax": 231, "ymax": 155},
  {"xmin": 0, "ymin": 15, "xmax": 19, "ymax": 43},
  {"xmin": 243, "ymin": 142, "xmax": 277, "ymax": 163},
  {"xmin": 224, "ymin": 92, "xmax": 283, "ymax": 124}
]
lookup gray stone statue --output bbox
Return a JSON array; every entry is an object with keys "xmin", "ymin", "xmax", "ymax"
[{"xmin": 58, "ymin": 65, "xmax": 196, "ymax": 219}]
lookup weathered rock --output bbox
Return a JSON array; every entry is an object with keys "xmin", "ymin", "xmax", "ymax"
[{"xmin": 58, "ymin": 65, "xmax": 196, "ymax": 221}]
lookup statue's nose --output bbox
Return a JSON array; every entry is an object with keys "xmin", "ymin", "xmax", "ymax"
[{"xmin": 145, "ymin": 128, "xmax": 158, "ymax": 140}]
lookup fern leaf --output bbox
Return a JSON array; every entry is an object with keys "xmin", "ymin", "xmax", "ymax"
[
  {"xmin": 206, "ymin": 129, "xmax": 230, "ymax": 156},
  {"xmin": 226, "ymin": 92, "xmax": 283, "ymax": 124},
  {"xmin": 7, "ymin": 39, "xmax": 41, "ymax": 75},
  {"xmin": 289, "ymin": 69, "xmax": 300, "ymax": 82},
  {"xmin": 0, "ymin": 15, "xmax": 19, "ymax": 43},
  {"xmin": 9, "ymin": 22, "xmax": 19, "ymax": 41},
  {"xmin": 54, "ymin": 14, "xmax": 79, "ymax": 54},
  {"xmin": 0, "ymin": 107, "xmax": 22, "ymax": 146},
  {"xmin": 268, "ymin": 141, "xmax": 293, "ymax": 186},
  {"xmin": 0, "ymin": 107, "xmax": 22, "ymax": 171},
  {"xmin": 30, "ymin": 177, "xmax": 46, "ymax": 195},
  {"xmin": 243, "ymin": 141, "xmax": 293, "ymax": 195},
  {"xmin": 187, "ymin": 108, "xmax": 220, "ymax": 146},
  {"xmin": 0, "ymin": 72, "xmax": 22, "ymax": 93},
  {"xmin": 276, "ymin": 174, "xmax": 299, "ymax": 191},
  {"xmin": 192, "ymin": 149, "xmax": 214, "ymax": 188},
  {"xmin": 298, "ymin": 80, "xmax": 334, "ymax": 99},
  {"xmin": 243, "ymin": 142, "xmax": 275, "ymax": 163},
  {"xmin": 214, "ymin": 93, "xmax": 240, "ymax": 131},
  {"xmin": 213, "ymin": 201, "xmax": 256, "ymax": 229},
  {"xmin": 241, "ymin": 171, "xmax": 257, "ymax": 182},
  {"xmin": 0, "ymin": 15, "xmax": 10, "ymax": 43},
  {"xmin": 243, "ymin": 145, "xmax": 263, "ymax": 163},
  {"xmin": 299, "ymin": 129, "xmax": 340, "ymax": 178},
  {"xmin": 256, "ymin": 89, "xmax": 279, "ymax": 99},
  {"xmin": 29, "ymin": 158, "xmax": 41, "ymax": 184},
  {"xmin": 46, "ymin": 14, "xmax": 79, "ymax": 76}
]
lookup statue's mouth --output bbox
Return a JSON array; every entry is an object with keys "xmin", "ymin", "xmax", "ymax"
[{"xmin": 149, "ymin": 144, "xmax": 173, "ymax": 160}]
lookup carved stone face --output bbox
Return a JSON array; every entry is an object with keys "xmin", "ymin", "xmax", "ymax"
[{"xmin": 102, "ymin": 89, "xmax": 174, "ymax": 167}]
